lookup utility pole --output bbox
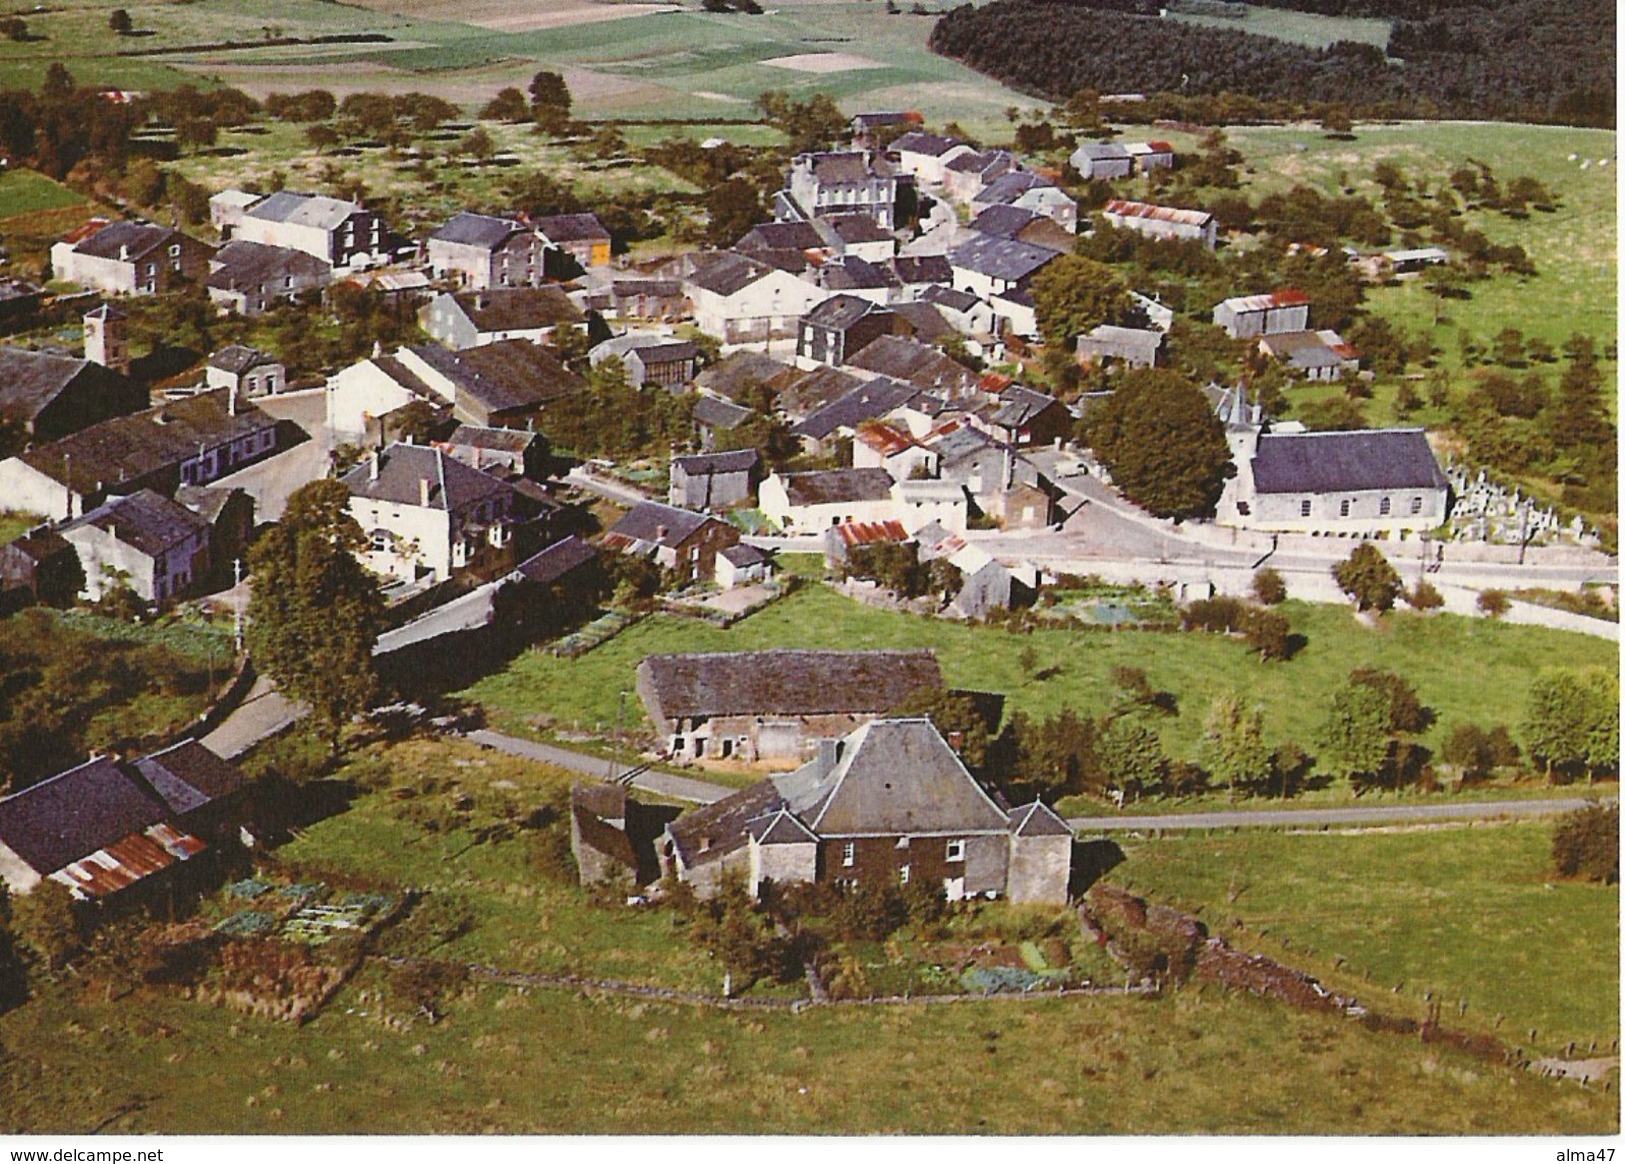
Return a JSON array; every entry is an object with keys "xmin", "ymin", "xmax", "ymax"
[
  {"xmin": 607, "ymin": 689, "xmax": 627, "ymax": 781},
  {"xmin": 232, "ymin": 557, "xmax": 244, "ymax": 652}
]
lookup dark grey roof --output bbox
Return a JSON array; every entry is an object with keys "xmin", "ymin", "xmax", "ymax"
[
  {"xmin": 720, "ymin": 542, "xmax": 769, "ymax": 568},
  {"xmin": 792, "ymin": 378, "xmax": 917, "ymax": 440},
  {"xmin": 892, "ymin": 132, "xmax": 964, "ymax": 157},
  {"xmin": 74, "ymin": 221, "xmax": 177, "ymax": 261},
  {"xmin": 339, "ymin": 443, "xmax": 514, "ymax": 511},
  {"xmin": 820, "ymin": 214, "xmax": 893, "ymax": 245},
  {"xmin": 967, "ymin": 204, "xmax": 1038, "ymax": 240},
  {"xmin": 978, "ymin": 171, "xmax": 1047, "ymax": 206},
  {"xmin": 430, "ymin": 211, "xmax": 525, "ymax": 249},
  {"xmin": 888, "ymin": 255, "xmax": 953, "ymax": 285},
  {"xmin": 803, "ymin": 152, "xmax": 878, "ymax": 185},
  {"xmin": 687, "ymin": 251, "xmax": 773, "ymax": 297},
  {"xmin": 245, "ymin": 191, "xmax": 358, "ymax": 229},
  {"xmin": 513, "ymin": 534, "xmax": 598, "ymax": 585},
  {"xmin": 445, "ymin": 424, "xmax": 537, "ymax": 454},
  {"xmin": 408, "ymin": 340, "xmax": 584, "ymax": 413},
  {"xmin": 0, "ymin": 348, "xmax": 134, "ymax": 428},
  {"xmin": 208, "ymin": 344, "xmax": 278, "ymax": 375},
  {"xmin": 804, "ymin": 293, "xmax": 886, "ymax": 332},
  {"xmin": 63, "ymin": 489, "xmax": 209, "ymax": 557},
  {"xmin": 949, "ymin": 234, "xmax": 1062, "ymax": 283},
  {"xmin": 206, "ymin": 240, "xmax": 330, "ymax": 290},
  {"xmin": 638, "ymin": 649, "xmax": 942, "ymax": 721},
  {"xmin": 534, "ymin": 213, "xmax": 610, "ymax": 243},
  {"xmin": 738, "ymin": 221, "xmax": 824, "ymax": 252},
  {"xmin": 692, "ymin": 395, "xmax": 756, "ymax": 429},
  {"xmin": 674, "ymin": 448, "xmax": 759, "ymax": 477},
  {"xmin": 890, "ymin": 301, "xmax": 952, "ymax": 343},
  {"xmin": 452, "ymin": 287, "xmax": 584, "ymax": 332},
  {"xmin": 132, "ymin": 740, "xmax": 247, "ymax": 816},
  {"xmin": 847, "ymin": 336, "xmax": 977, "ymax": 393},
  {"xmin": 1250, "ymin": 429, "xmax": 1447, "ymax": 496},
  {"xmin": 20, "ymin": 389, "xmax": 277, "ymax": 495},
  {"xmin": 174, "ymin": 484, "xmax": 244, "ymax": 525},
  {"xmin": 779, "ymin": 467, "xmax": 896, "ymax": 506},
  {"xmin": 779, "ymin": 366, "xmax": 865, "ymax": 419},
  {"xmin": 946, "ymin": 148, "xmax": 1011, "ymax": 175},
  {"xmin": 611, "ymin": 278, "xmax": 683, "ymax": 299},
  {"xmin": 608, "ymin": 500, "xmax": 717, "ymax": 548},
  {"xmin": 665, "ymin": 778, "xmax": 780, "ymax": 869},
  {"xmin": 694, "ymin": 351, "xmax": 801, "ymax": 402},
  {"xmin": 779, "ymin": 718, "xmax": 1010, "ymax": 837},
  {"xmin": 921, "ymin": 285, "xmax": 982, "ymax": 314},
  {"xmin": 1008, "ymin": 799, "xmax": 1073, "ymax": 837},
  {"xmin": 820, "ymin": 256, "xmax": 897, "ymax": 292},
  {"xmin": 0, "ymin": 756, "xmax": 167, "ymax": 875},
  {"xmin": 745, "ymin": 805, "xmax": 818, "ymax": 845},
  {"xmin": 1074, "ymin": 142, "xmax": 1132, "ymax": 162},
  {"xmin": 991, "ymin": 386, "xmax": 1060, "ymax": 428}
]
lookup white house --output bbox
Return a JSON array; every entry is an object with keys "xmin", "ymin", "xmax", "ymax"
[
  {"xmin": 890, "ymin": 132, "xmax": 975, "ymax": 186},
  {"xmin": 326, "ymin": 352, "xmax": 439, "ymax": 441},
  {"xmin": 60, "ymin": 489, "xmax": 210, "ymax": 603},
  {"xmin": 684, "ymin": 253, "xmax": 826, "ymax": 348},
  {"xmin": 425, "ymin": 212, "xmax": 550, "ymax": 290},
  {"xmin": 759, "ymin": 467, "xmax": 898, "ymax": 532},
  {"xmin": 231, "ymin": 191, "xmax": 391, "ymax": 270}
]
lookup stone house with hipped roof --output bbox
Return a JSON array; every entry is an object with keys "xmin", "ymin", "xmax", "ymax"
[
  {"xmin": 657, "ymin": 717, "xmax": 1072, "ymax": 902},
  {"xmin": 636, "ymin": 649, "xmax": 944, "ymax": 764}
]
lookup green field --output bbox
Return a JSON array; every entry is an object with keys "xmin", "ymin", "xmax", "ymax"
[
  {"xmin": 0, "ymin": 169, "xmax": 86, "ymax": 220},
  {"xmin": 1166, "ymin": 5, "xmax": 1393, "ymax": 49},
  {"xmin": 460, "ymin": 584, "xmax": 1617, "ymax": 766},
  {"xmin": 1114, "ymin": 822, "xmax": 1620, "ymax": 1055}
]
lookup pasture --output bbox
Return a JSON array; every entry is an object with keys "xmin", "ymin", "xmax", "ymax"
[{"xmin": 1165, "ymin": 5, "xmax": 1393, "ymax": 49}]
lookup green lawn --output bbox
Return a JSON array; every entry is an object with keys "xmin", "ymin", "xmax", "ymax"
[
  {"xmin": 460, "ymin": 585, "xmax": 1618, "ymax": 766},
  {"xmin": 1114, "ymin": 822, "xmax": 1620, "ymax": 1055},
  {"xmin": 0, "ymin": 169, "xmax": 85, "ymax": 220}
]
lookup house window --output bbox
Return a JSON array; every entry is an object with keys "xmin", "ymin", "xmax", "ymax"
[
  {"xmin": 169, "ymin": 244, "xmax": 181, "ymax": 257},
  {"xmin": 1380, "ymin": 497, "xmax": 1392, "ymax": 516},
  {"xmin": 899, "ymin": 864, "xmax": 910, "ymax": 886},
  {"xmin": 370, "ymin": 531, "xmax": 388, "ymax": 552},
  {"xmin": 841, "ymin": 842, "xmax": 855, "ymax": 868},
  {"xmin": 1236, "ymin": 501, "xmax": 1251, "ymax": 516},
  {"xmin": 945, "ymin": 839, "xmax": 965, "ymax": 863},
  {"xmin": 1300, "ymin": 499, "xmax": 1312, "ymax": 517},
  {"xmin": 1411, "ymin": 496, "xmax": 1424, "ymax": 515},
  {"xmin": 1339, "ymin": 499, "xmax": 1351, "ymax": 518}
]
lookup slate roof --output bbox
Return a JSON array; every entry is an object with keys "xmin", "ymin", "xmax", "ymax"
[
  {"xmin": 0, "ymin": 756, "xmax": 167, "ymax": 876},
  {"xmin": 819, "ymin": 256, "xmax": 898, "ymax": 292},
  {"xmin": 534, "ymin": 213, "xmax": 610, "ymax": 243},
  {"xmin": 445, "ymin": 424, "xmax": 538, "ymax": 454},
  {"xmin": 892, "ymin": 132, "xmax": 964, "ymax": 157},
  {"xmin": 0, "ymin": 348, "xmax": 134, "ymax": 428},
  {"xmin": 991, "ymin": 386, "xmax": 1060, "ymax": 428},
  {"xmin": 803, "ymin": 151, "xmax": 878, "ymax": 185},
  {"xmin": 888, "ymin": 255, "xmax": 953, "ymax": 285},
  {"xmin": 592, "ymin": 334, "xmax": 702, "ymax": 364},
  {"xmin": 687, "ymin": 252, "xmax": 773, "ymax": 297},
  {"xmin": 1250, "ymin": 429, "xmax": 1447, "ymax": 496},
  {"xmin": 804, "ymin": 293, "xmax": 886, "ymax": 332},
  {"xmin": 452, "ymin": 287, "xmax": 584, "ymax": 332},
  {"xmin": 1074, "ymin": 141, "xmax": 1132, "ymax": 163},
  {"xmin": 692, "ymin": 395, "xmax": 755, "ymax": 430},
  {"xmin": 695, "ymin": 351, "xmax": 802, "ymax": 403},
  {"xmin": 1078, "ymin": 324, "xmax": 1164, "ymax": 358},
  {"xmin": 890, "ymin": 301, "xmax": 952, "ymax": 344},
  {"xmin": 791, "ymin": 378, "xmax": 917, "ymax": 440},
  {"xmin": 607, "ymin": 500, "xmax": 718, "ymax": 548},
  {"xmin": 430, "ymin": 211, "xmax": 526, "ymax": 249},
  {"xmin": 720, "ymin": 542, "xmax": 769, "ymax": 569},
  {"xmin": 206, "ymin": 240, "xmax": 330, "ymax": 291},
  {"xmin": 778, "ymin": 467, "xmax": 895, "ymax": 506},
  {"xmin": 738, "ymin": 221, "xmax": 824, "ymax": 252},
  {"xmin": 664, "ymin": 778, "xmax": 780, "ymax": 869},
  {"xmin": 132, "ymin": 740, "xmax": 247, "ymax": 816},
  {"xmin": 819, "ymin": 214, "xmax": 893, "ymax": 245},
  {"xmin": 847, "ymin": 336, "xmax": 977, "ymax": 393},
  {"xmin": 949, "ymin": 234, "xmax": 1061, "ymax": 283},
  {"xmin": 638, "ymin": 649, "xmax": 942, "ymax": 721},
  {"xmin": 408, "ymin": 341, "xmax": 584, "ymax": 413},
  {"xmin": 967, "ymin": 204, "xmax": 1039, "ymax": 240},
  {"xmin": 777, "ymin": 718, "xmax": 1010, "ymax": 837},
  {"xmin": 978, "ymin": 171, "xmax": 1047, "ymax": 206},
  {"xmin": 173, "ymin": 484, "xmax": 242, "ymax": 525},
  {"xmin": 745, "ymin": 806, "xmax": 819, "ymax": 846},
  {"xmin": 340, "ymin": 443, "xmax": 514, "ymax": 511},
  {"xmin": 674, "ymin": 448, "xmax": 759, "ymax": 477},
  {"xmin": 246, "ymin": 191, "xmax": 359, "ymax": 230},
  {"xmin": 513, "ymin": 534, "xmax": 598, "ymax": 585},
  {"xmin": 777, "ymin": 366, "xmax": 865, "ymax": 418},
  {"xmin": 208, "ymin": 344, "xmax": 278, "ymax": 375},
  {"xmin": 73, "ymin": 221, "xmax": 177, "ymax": 262},
  {"xmin": 921, "ymin": 285, "xmax": 983, "ymax": 314},
  {"xmin": 1008, "ymin": 799, "xmax": 1073, "ymax": 837},
  {"xmin": 62, "ymin": 489, "xmax": 208, "ymax": 557}
]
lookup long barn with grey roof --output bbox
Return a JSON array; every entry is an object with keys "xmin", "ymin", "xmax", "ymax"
[{"xmin": 637, "ymin": 649, "xmax": 944, "ymax": 764}]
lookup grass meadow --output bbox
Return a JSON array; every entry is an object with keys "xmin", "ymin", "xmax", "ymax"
[
  {"xmin": 1166, "ymin": 5, "xmax": 1393, "ymax": 49},
  {"xmin": 459, "ymin": 584, "xmax": 1618, "ymax": 768},
  {"xmin": 1114, "ymin": 822, "xmax": 1620, "ymax": 1056}
]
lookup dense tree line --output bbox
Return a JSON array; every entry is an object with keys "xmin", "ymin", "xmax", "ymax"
[{"xmin": 928, "ymin": 0, "xmax": 1614, "ymax": 126}]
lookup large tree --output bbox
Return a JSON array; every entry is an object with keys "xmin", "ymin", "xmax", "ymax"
[
  {"xmin": 1332, "ymin": 543, "xmax": 1402, "ymax": 612},
  {"xmin": 1079, "ymin": 369, "xmax": 1233, "ymax": 520},
  {"xmin": 1523, "ymin": 670, "xmax": 1615, "ymax": 783},
  {"xmin": 529, "ymin": 70, "xmax": 572, "ymax": 133},
  {"xmin": 1029, "ymin": 253, "xmax": 1130, "ymax": 352},
  {"xmin": 246, "ymin": 479, "xmax": 384, "ymax": 755},
  {"xmin": 1198, "ymin": 695, "xmax": 1269, "ymax": 801},
  {"xmin": 1316, "ymin": 677, "xmax": 1392, "ymax": 787}
]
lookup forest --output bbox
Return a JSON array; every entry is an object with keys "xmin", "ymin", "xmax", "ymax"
[{"xmin": 928, "ymin": 0, "xmax": 1615, "ymax": 126}]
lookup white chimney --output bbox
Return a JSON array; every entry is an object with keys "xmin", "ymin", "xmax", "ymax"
[
  {"xmin": 228, "ymin": 382, "xmax": 237, "ymax": 416},
  {"xmin": 368, "ymin": 451, "xmax": 379, "ymax": 482},
  {"xmin": 419, "ymin": 477, "xmax": 430, "ymax": 507}
]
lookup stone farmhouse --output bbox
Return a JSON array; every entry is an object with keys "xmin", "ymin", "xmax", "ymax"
[
  {"xmin": 227, "ymin": 190, "xmax": 396, "ymax": 270},
  {"xmin": 0, "ymin": 346, "xmax": 148, "ymax": 444},
  {"xmin": 52, "ymin": 220, "xmax": 215, "ymax": 297},
  {"xmin": 635, "ymin": 649, "xmax": 944, "ymax": 764},
  {"xmin": 205, "ymin": 240, "xmax": 331, "ymax": 316},
  {"xmin": 426, "ymin": 211, "xmax": 550, "ymax": 290},
  {"xmin": 420, "ymin": 287, "xmax": 583, "ymax": 351},
  {"xmin": 780, "ymin": 151, "xmax": 899, "ymax": 230},
  {"xmin": 602, "ymin": 500, "xmax": 740, "ymax": 583},
  {"xmin": 656, "ymin": 717, "xmax": 1072, "ymax": 903},
  {"xmin": 60, "ymin": 488, "xmax": 211, "ymax": 604}
]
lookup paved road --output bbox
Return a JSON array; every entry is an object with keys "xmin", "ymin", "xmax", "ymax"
[
  {"xmin": 201, "ymin": 674, "xmax": 305, "ymax": 759},
  {"xmin": 563, "ymin": 468, "xmax": 652, "ymax": 508},
  {"xmin": 465, "ymin": 728, "xmax": 732, "ymax": 804},
  {"xmin": 1068, "ymin": 796, "xmax": 1613, "ymax": 832}
]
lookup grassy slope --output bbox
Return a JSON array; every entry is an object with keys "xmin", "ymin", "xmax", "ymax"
[
  {"xmin": 1115, "ymin": 823, "xmax": 1620, "ymax": 1050},
  {"xmin": 1165, "ymin": 5, "xmax": 1393, "ymax": 48},
  {"xmin": 0, "ymin": 169, "xmax": 86, "ymax": 220},
  {"xmin": 460, "ymin": 585, "xmax": 1618, "ymax": 762}
]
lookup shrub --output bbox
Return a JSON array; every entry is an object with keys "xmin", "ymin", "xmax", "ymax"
[
  {"xmin": 1251, "ymin": 567, "xmax": 1287, "ymax": 605},
  {"xmin": 1406, "ymin": 580, "xmax": 1445, "ymax": 611},
  {"xmin": 1551, "ymin": 802, "xmax": 1619, "ymax": 883},
  {"xmin": 1181, "ymin": 595, "xmax": 1249, "ymax": 633},
  {"xmin": 1477, "ymin": 588, "xmax": 1511, "ymax": 618}
]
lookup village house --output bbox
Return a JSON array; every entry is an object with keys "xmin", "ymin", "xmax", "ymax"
[
  {"xmin": 849, "ymin": 110, "xmax": 923, "ymax": 149},
  {"xmin": 1070, "ymin": 141, "xmax": 1134, "ymax": 180},
  {"xmin": 657, "ymin": 717, "xmax": 1072, "ymax": 902},
  {"xmin": 988, "ymin": 386, "xmax": 1071, "ymax": 448},
  {"xmin": 797, "ymin": 295, "xmax": 901, "ymax": 367},
  {"xmin": 603, "ymin": 500, "xmax": 741, "ymax": 583},
  {"xmin": 606, "ymin": 277, "xmax": 688, "ymax": 322},
  {"xmin": 790, "ymin": 377, "xmax": 919, "ymax": 457},
  {"xmin": 1258, "ymin": 330, "xmax": 1360, "ymax": 381},
  {"xmin": 853, "ymin": 419, "xmax": 938, "ymax": 483},
  {"xmin": 589, "ymin": 334, "xmax": 704, "ymax": 391},
  {"xmin": 51, "ymin": 220, "xmax": 215, "ymax": 297},
  {"xmin": 0, "ymin": 528, "xmax": 80, "ymax": 608},
  {"xmin": 949, "ymin": 235, "xmax": 1061, "ymax": 306},
  {"xmin": 692, "ymin": 395, "xmax": 757, "ymax": 452},
  {"xmin": 1218, "ymin": 425, "xmax": 1451, "ymax": 534},
  {"xmin": 0, "ymin": 741, "xmax": 249, "ymax": 901},
  {"xmin": 887, "ymin": 254, "xmax": 956, "ymax": 301},
  {"xmin": 973, "ymin": 172, "xmax": 1078, "ymax": 233},
  {"xmin": 780, "ymin": 151, "xmax": 899, "ymax": 230},
  {"xmin": 425, "ymin": 211, "xmax": 550, "ymax": 290},
  {"xmin": 812, "ymin": 214, "xmax": 898, "ymax": 262},
  {"xmin": 915, "ymin": 524, "xmax": 1037, "ymax": 619},
  {"xmin": 436, "ymin": 424, "xmax": 546, "ymax": 481},
  {"xmin": 420, "ymin": 287, "xmax": 584, "ymax": 351},
  {"xmin": 209, "ymin": 188, "xmax": 263, "ymax": 235},
  {"xmin": 60, "ymin": 488, "xmax": 211, "ymax": 604},
  {"xmin": 0, "ymin": 346, "xmax": 148, "ymax": 444},
  {"xmin": 810, "ymin": 255, "xmax": 899, "ymax": 305},
  {"xmin": 846, "ymin": 335, "xmax": 981, "ymax": 397},
  {"xmin": 1075, "ymin": 324, "xmax": 1164, "ymax": 369},
  {"xmin": 0, "ymin": 387, "xmax": 281, "ymax": 520},
  {"xmin": 1102, "ymin": 199, "xmax": 1218, "ymax": 249},
  {"xmin": 392, "ymin": 341, "xmax": 585, "ymax": 430},
  {"xmin": 205, "ymin": 240, "xmax": 331, "ymax": 316},
  {"xmin": 942, "ymin": 148, "xmax": 1019, "ymax": 204},
  {"xmin": 669, "ymin": 448, "xmax": 761, "ymax": 512},
  {"xmin": 927, "ymin": 424, "xmax": 1060, "ymax": 529},
  {"xmin": 889, "ymin": 131, "xmax": 975, "ymax": 186},
  {"xmin": 715, "ymin": 542, "xmax": 774, "ymax": 590},
  {"xmin": 229, "ymin": 190, "xmax": 395, "ymax": 270},
  {"xmin": 534, "ymin": 214, "xmax": 613, "ymax": 269},
  {"xmin": 636, "ymin": 649, "xmax": 943, "ymax": 766},
  {"xmin": 339, "ymin": 443, "xmax": 518, "ymax": 584},
  {"xmin": 205, "ymin": 345, "xmax": 285, "ymax": 398},
  {"xmin": 174, "ymin": 483, "xmax": 255, "ymax": 584},
  {"xmin": 1212, "ymin": 289, "xmax": 1312, "ymax": 338},
  {"xmin": 683, "ymin": 252, "xmax": 826, "ymax": 348},
  {"xmin": 759, "ymin": 467, "xmax": 898, "ymax": 532}
]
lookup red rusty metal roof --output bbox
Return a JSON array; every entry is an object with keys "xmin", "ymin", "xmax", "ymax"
[
  {"xmin": 834, "ymin": 519, "xmax": 909, "ymax": 547},
  {"xmin": 1104, "ymin": 199, "xmax": 1212, "ymax": 227},
  {"xmin": 53, "ymin": 824, "xmax": 207, "ymax": 898},
  {"xmin": 855, "ymin": 420, "xmax": 917, "ymax": 457}
]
